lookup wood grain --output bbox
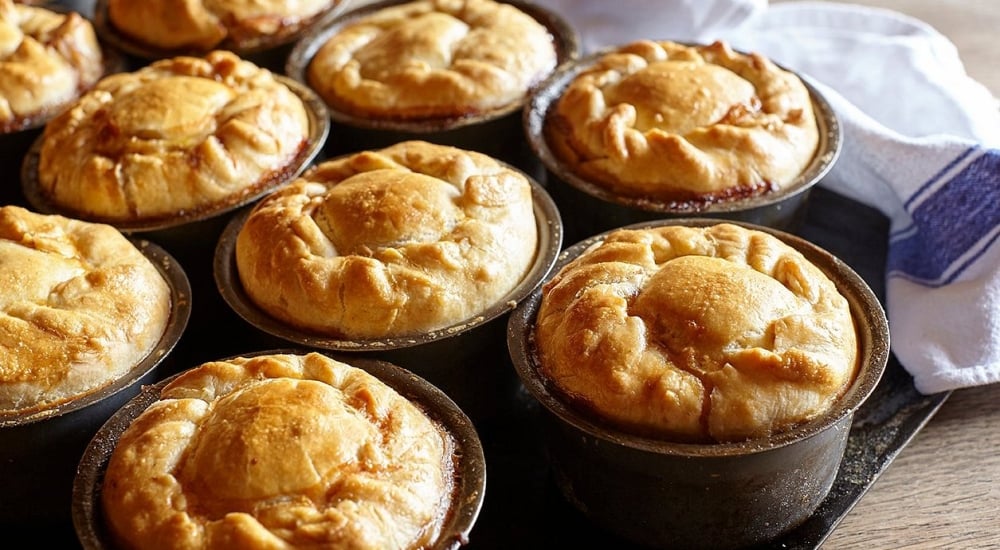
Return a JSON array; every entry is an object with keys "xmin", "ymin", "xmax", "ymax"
[{"xmin": 827, "ymin": 385, "xmax": 1000, "ymax": 548}]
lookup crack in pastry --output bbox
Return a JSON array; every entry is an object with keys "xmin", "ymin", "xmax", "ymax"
[
  {"xmin": 36, "ymin": 50, "xmax": 310, "ymax": 223},
  {"xmin": 546, "ymin": 39, "xmax": 820, "ymax": 203},
  {"xmin": 107, "ymin": 0, "xmax": 342, "ymax": 52},
  {"xmin": 533, "ymin": 223, "xmax": 858, "ymax": 443},
  {"xmin": 101, "ymin": 352, "xmax": 457, "ymax": 550},
  {"xmin": 0, "ymin": 0, "xmax": 103, "ymax": 132},
  {"xmin": 0, "ymin": 206, "xmax": 171, "ymax": 414},
  {"xmin": 307, "ymin": 0, "xmax": 558, "ymax": 120},
  {"xmin": 235, "ymin": 140, "xmax": 538, "ymax": 339}
]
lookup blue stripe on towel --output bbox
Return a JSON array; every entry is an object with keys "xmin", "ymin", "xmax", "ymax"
[
  {"xmin": 889, "ymin": 146, "xmax": 979, "ymax": 242},
  {"xmin": 888, "ymin": 147, "xmax": 1000, "ymax": 286},
  {"xmin": 903, "ymin": 147, "xmax": 979, "ymax": 211}
]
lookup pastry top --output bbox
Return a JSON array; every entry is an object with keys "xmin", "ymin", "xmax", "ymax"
[
  {"xmin": 307, "ymin": 0, "xmax": 558, "ymax": 120},
  {"xmin": 0, "ymin": 0, "xmax": 104, "ymax": 132},
  {"xmin": 0, "ymin": 206, "xmax": 171, "ymax": 414},
  {"xmin": 107, "ymin": 0, "xmax": 341, "ymax": 52},
  {"xmin": 235, "ymin": 140, "xmax": 538, "ymax": 339},
  {"xmin": 101, "ymin": 352, "xmax": 456, "ymax": 550},
  {"xmin": 547, "ymin": 40, "xmax": 820, "ymax": 203},
  {"xmin": 36, "ymin": 50, "xmax": 311, "ymax": 224},
  {"xmin": 534, "ymin": 223, "xmax": 858, "ymax": 443}
]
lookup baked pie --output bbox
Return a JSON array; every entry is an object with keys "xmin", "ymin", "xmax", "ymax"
[
  {"xmin": 0, "ymin": 0, "xmax": 104, "ymax": 132},
  {"xmin": 101, "ymin": 352, "xmax": 458, "ymax": 549},
  {"xmin": 0, "ymin": 205, "xmax": 172, "ymax": 414},
  {"xmin": 234, "ymin": 140, "xmax": 539, "ymax": 339},
  {"xmin": 546, "ymin": 40, "xmax": 821, "ymax": 203},
  {"xmin": 35, "ymin": 50, "xmax": 312, "ymax": 224},
  {"xmin": 306, "ymin": 0, "xmax": 558, "ymax": 121},
  {"xmin": 534, "ymin": 222, "xmax": 858, "ymax": 442}
]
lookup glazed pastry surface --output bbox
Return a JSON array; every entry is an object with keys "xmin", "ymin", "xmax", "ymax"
[
  {"xmin": 37, "ymin": 50, "xmax": 310, "ymax": 223},
  {"xmin": 0, "ymin": 206, "xmax": 171, "ymax": 413},
  {"xmin": 235, "ymin": 140, "xmax": 538, "ymax": 339},
  {"xmin": 534, "ymin": 223, "xmax": 858, "ymax": 442},
  {"xmin": 307, "ymin": 0, "xmax": 557, "ymax": 119},
  {"xmin": 547, "ymin": 40, "xmax": 820, "ymax": 202},
  {"xmin": 0, "ymin": 0, "xmax": 103, "ymax": 131},
  {"xmin": 101, "ymin": 352, "xmax": 456, "ymax": 550},
  {"xmin": 107, "ymin": 0, "xmax": 340, "ymax": 51}
]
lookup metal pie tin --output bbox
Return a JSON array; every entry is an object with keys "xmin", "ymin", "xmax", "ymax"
[
  {"xmin": 524, "ymin": 44, "xmax": 843, "ymax": 245},
  {"xmin": 213, "ymin": 169, "xmax": 562, "ymax": 426},
  {"xmin": 507, "ymin": 218, "xmax": 889, "ymax": 549},
  {"xmin": 0, "ymin": 239, "xmax": 191, "ymax": 531}
]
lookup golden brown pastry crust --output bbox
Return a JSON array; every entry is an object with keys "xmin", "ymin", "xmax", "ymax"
[
  {"xmin": 36, "ymin": 50, "xmax": 310, "ymax": 223},
  {"xmin": 235, "ymin": 140, "xmax": 538, "ymax": 339},
  {"xmin": 0, "ymin": 206, "xmax": 171, "ymax": 413},
  {"xmin": 0, "ymin": 0, "xmax": 104, "ymax": 132},
  {"xmin": 102, "ymin": 352, "xmax": 456, "ymax": 550},
  {"xmin": 307, "ymin": 0, "xmax": 558, "ymax": 120},
  {"xmin": 534, "ymin": 223, "xmax": 858, "ymax": 442},
  {"xmin": 547, "ymin": 40, "xmax": 820, "ymax": 203},
  {"xmin": 107, "ymin": 0, "xmax": 341, "ymax": 51}
]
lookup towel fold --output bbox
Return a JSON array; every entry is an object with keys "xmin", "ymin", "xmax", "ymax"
[
  {"xmin": 534, "ymin": 0, "xmax": 1000, "ymax": 394},
  {"xmin": 804, "ymin": 85, "xmax": 1000, "ymax": 394}
]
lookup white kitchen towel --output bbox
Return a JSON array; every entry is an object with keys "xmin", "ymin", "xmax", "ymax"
[
  {"xmin": 534, "ymin": 0, "xmax": 1000, "ymax": 394},
  {"xmin": 529, "ymin": 0, "xmax": 768, "ymax": 54}
]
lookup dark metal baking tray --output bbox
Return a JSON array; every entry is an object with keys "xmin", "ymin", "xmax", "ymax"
[{"xmin": 3, "ymin": 1, "xmax": 950, "ymax": 546}]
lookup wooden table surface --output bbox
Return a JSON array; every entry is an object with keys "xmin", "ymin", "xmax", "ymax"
[{"xmin": 795, "ymin": 1, "xmax": 1000, "ymax": 548}]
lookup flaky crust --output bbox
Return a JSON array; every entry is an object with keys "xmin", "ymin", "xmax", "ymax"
[
  {"xmin": 307, "ymin": 0, "xmax": 557, "ymax": 119},
  {"xmin": 534, "ymin": 223, "xmax": 858, "ymax": 442},
  {"xmin": 235, "ymin": 140, "xmax": 538, "ymax": 339},
  {"xmin": 0, "ymin": 206, "xmax": 171, "ymax": 413},
  {"xmin": 37, "ymin": 50, "xmax": 310, "ymax": 223},
  {"xmin": 107, "ymin": 0, "xmax": 340, "ymax": 51},
  {"xmin": 101, "ymin": 352, "xmax": 456, "ymax": 550},
  {"xmin": 547, "ymin": 40, "xmax": 820, "ymax": 202},
  {"xmin": 0, "ymin": 0, "xmax": 103, "ymax": 132}
]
